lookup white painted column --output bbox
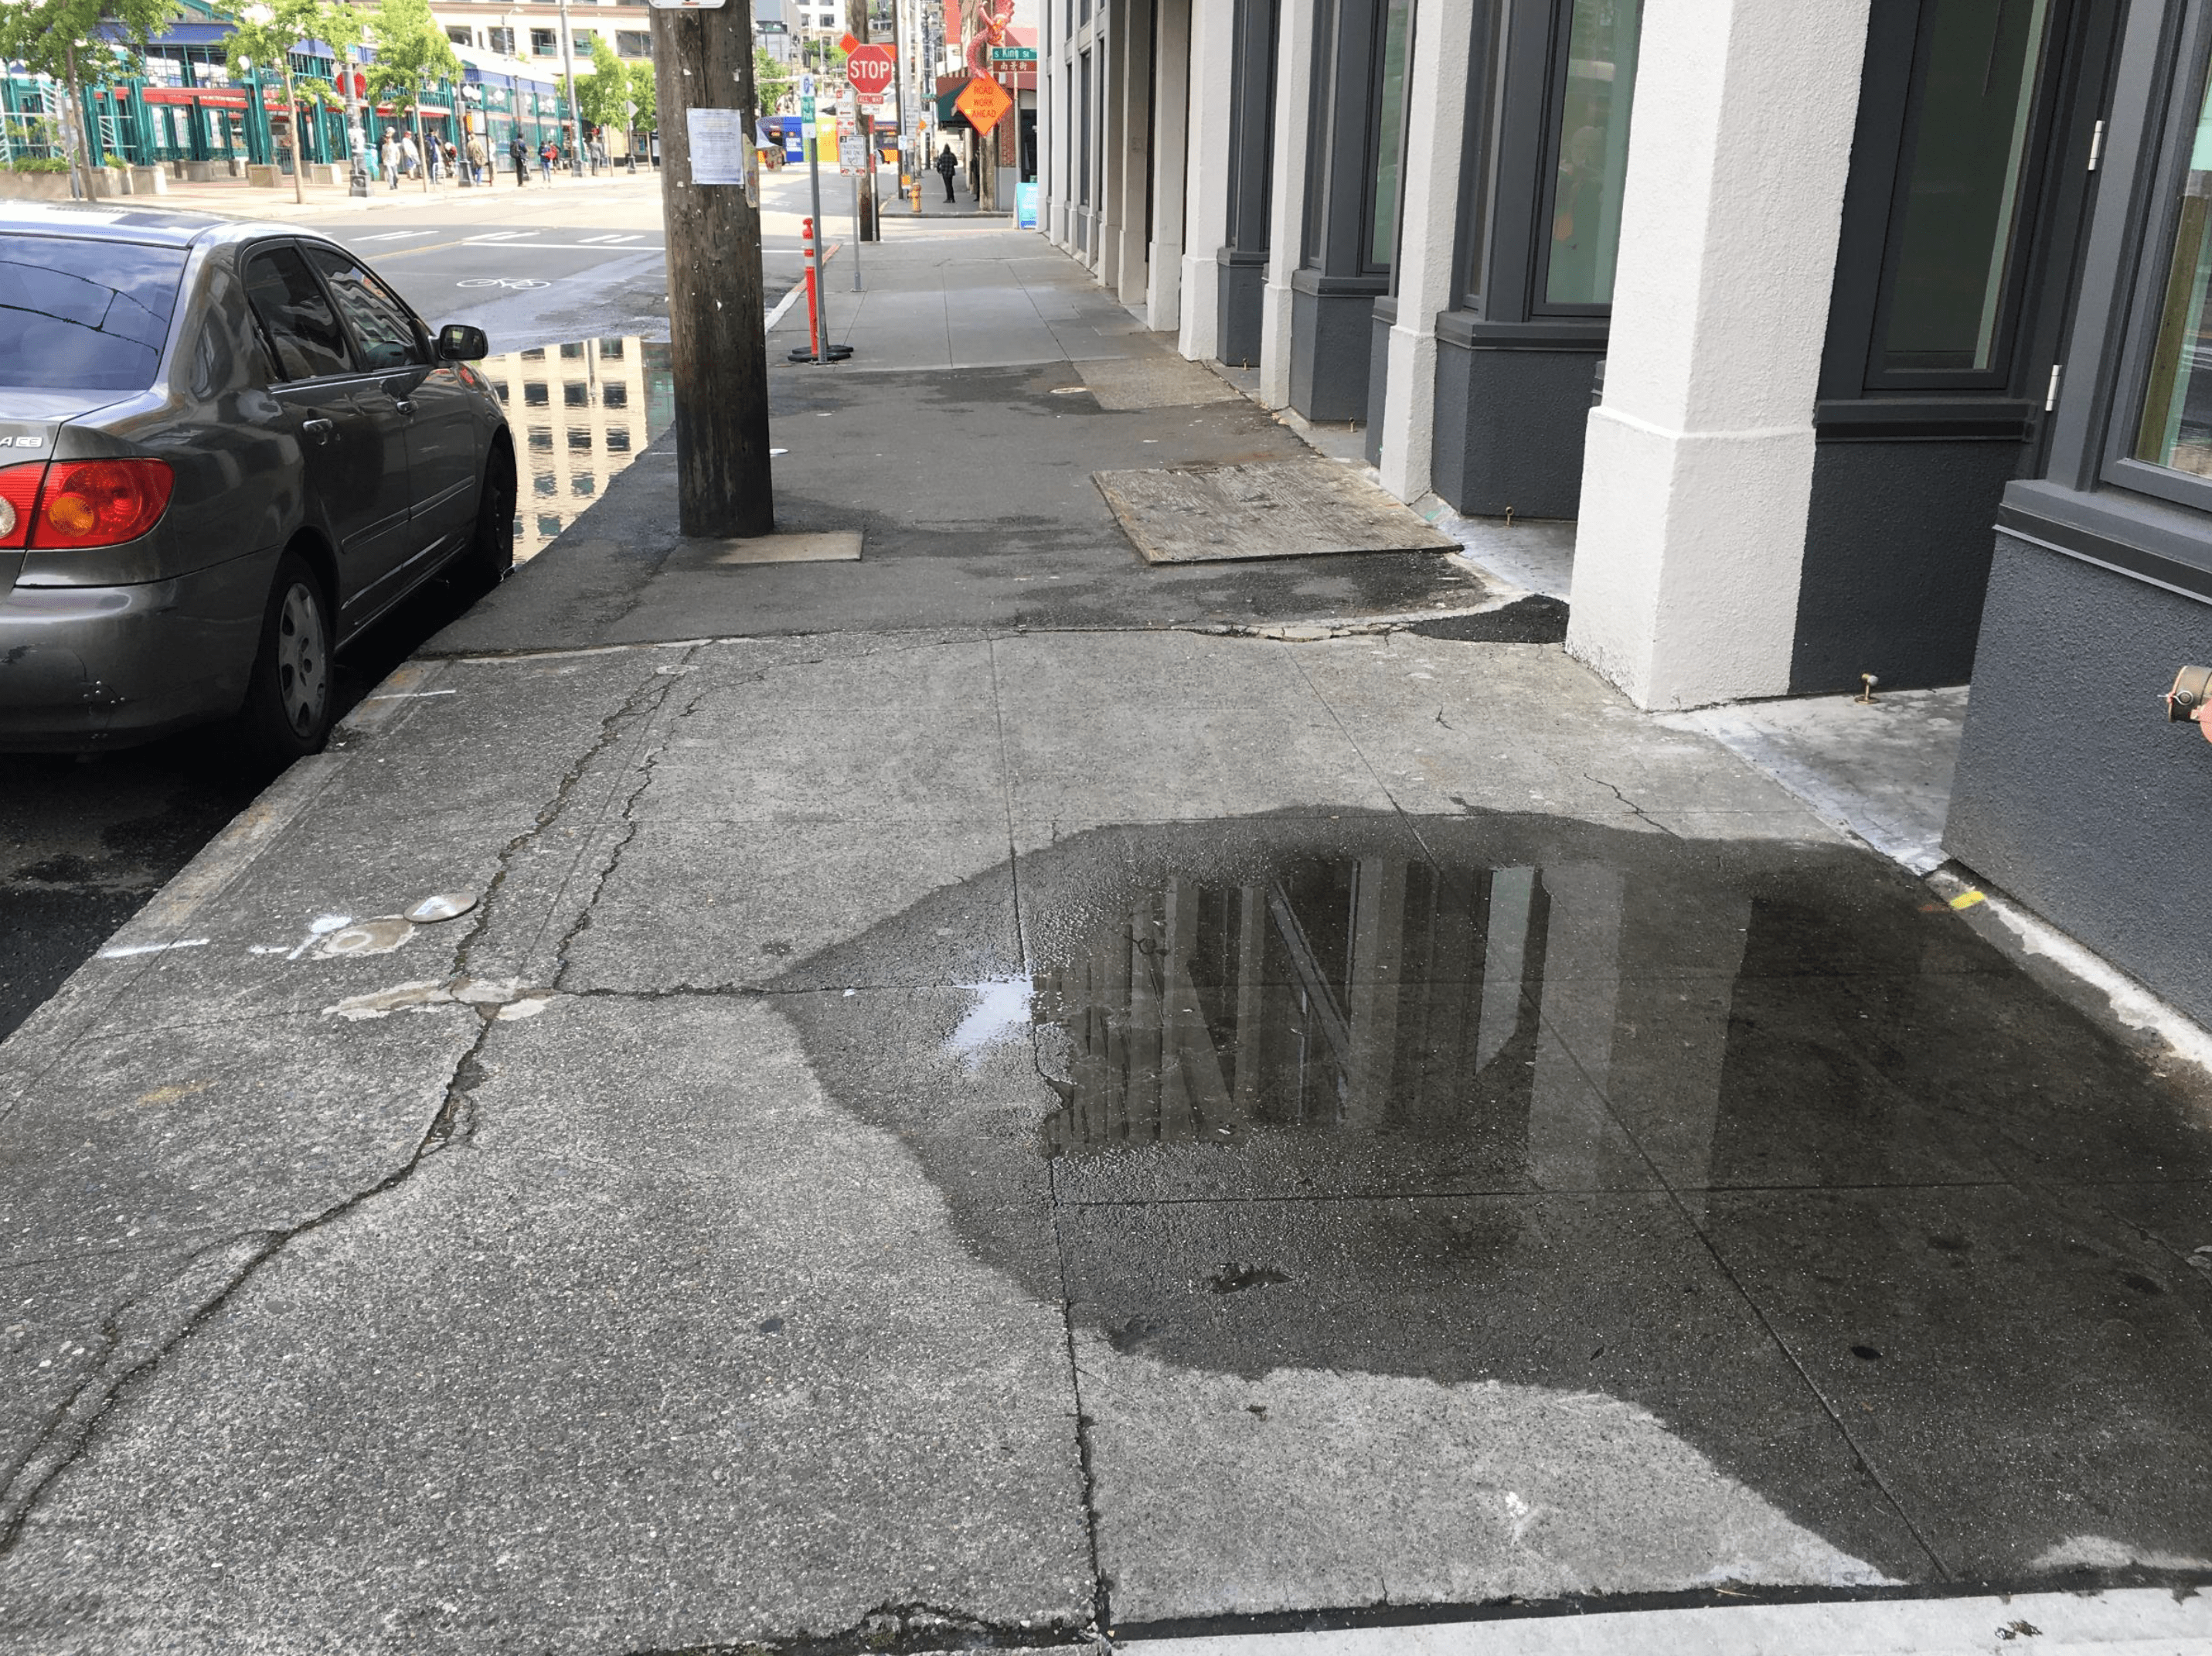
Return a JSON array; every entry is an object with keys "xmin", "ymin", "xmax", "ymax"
[
  {"xmin": 1115, "ymin": 0, "xmax": 1155, "ymax": 308},
  {"xmin": 1375, "ymin": 0, "xmax": 1474, "ymax": 502},
  {"xmin": 1564, "ymin": 0, "xmax": 1871, "ymax": 709},
  {"xmin": 1145, "ymin": 0, "xmax": 1191, "ymax": 332},
  {"xmin": 1176, "ymin": 0, "xmax": 1234, "ymax": 360},
  {"xmin": 1257, "ymin": 0, "xmax": 1316, "ymax": 409}
]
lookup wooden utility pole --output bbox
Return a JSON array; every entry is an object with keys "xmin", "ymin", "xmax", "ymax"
[
  {"xmin": 846, "ymin": 0, "xmax": 876, "ymax": 240},
  {"xmin": 650, "ymin": 0, "xmax": 775, "ymax": 537}
]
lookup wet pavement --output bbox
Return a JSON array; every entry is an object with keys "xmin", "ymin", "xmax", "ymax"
[
  {"xmin": 5, "ymin": 625, "xmax": 2211, "ymax": 1650},
  {"xmin": 5, "ymin": 217, "xmax": 2212, "ymax": 1654}
]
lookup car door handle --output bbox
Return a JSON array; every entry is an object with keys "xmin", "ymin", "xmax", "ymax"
[
  {"xmin": 390, "ymin": 398, "xmax": 417, "ymax": 417},
  {"xmin": 301, "ymin": 417, "xmax": 335, "ymax": 445}
]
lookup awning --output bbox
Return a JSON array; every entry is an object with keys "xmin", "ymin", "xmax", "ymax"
[{"xmin": 933, "ymin": 87, "xmax": 968, "ymax": 129}]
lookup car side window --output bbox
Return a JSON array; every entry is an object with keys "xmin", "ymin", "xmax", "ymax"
[
  {"xmin": 243, "ymin": 247, "xmax": 354, "ymax": 381},
  {"xmin": 305, "ymin": 247, "xmax": 427, "ymax": 373}
]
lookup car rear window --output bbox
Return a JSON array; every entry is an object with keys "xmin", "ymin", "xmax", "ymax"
[{"xmin": 0, "ymin": 234, "xmax": 189, "ymax": 392}]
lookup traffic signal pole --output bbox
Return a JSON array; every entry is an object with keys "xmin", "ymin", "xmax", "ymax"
[{"xmin": 649, "ymin": 0, "xmax": 775, "ymax": 537}]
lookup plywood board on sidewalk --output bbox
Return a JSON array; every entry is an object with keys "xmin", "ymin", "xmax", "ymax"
[
  {"xmin": 710, "ymin": 531, "xmax": 863, "ymax": 565},
  {"xmin": 1094, "ymin": 458, "xmax": 1458, "ymax": 564},
  {"xmin": 1075, "ymin": 354, "xmax": 1240, "ymax": 409}
]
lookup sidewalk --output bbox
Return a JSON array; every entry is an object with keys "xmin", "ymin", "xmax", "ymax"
[
  {"xmin": 133, "ymin": 163, "xmax": 665, "ymax": 220},
  {"xmin": 5, "ymin": 217, "xmax": 2212, "ymax": 1654}
]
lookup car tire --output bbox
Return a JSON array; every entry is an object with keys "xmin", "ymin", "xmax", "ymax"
[
  {"xmin": 240, "ymin": 550, "xmax": 334, "ymax": 764},
  {"xmin": 470, "ymin": 442, "xmax": 516, "ymax": 584}
]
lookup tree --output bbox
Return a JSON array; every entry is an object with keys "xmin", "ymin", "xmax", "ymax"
[
  {"xmin": 624, "ymin": 56, "xmax": 653, "ymax": 155},
  {"xmin": 0, "ymin": 0, "xmax": 183, "ymax": 200},
  {"xmin": 363, "ymin": 0, "xmax": 460, "ymax": 192},
  {"xmin": 750, "ymin": 46, "xmax": 791, "ymax": 126},
  {"xmin": 559, "ymin": 34, "xmax": 628, "ymax": 142},
  {"xmin": 227, "ymin": 0, "xmax": 361, "ymax": 206}
]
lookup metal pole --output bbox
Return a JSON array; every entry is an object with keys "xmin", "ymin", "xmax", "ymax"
[
  {"xmin": 850, "ymin": 140, "xmax": 862, "ymax": 291},
  {"xmin": 557, "ymin": 0, "xmax": 581, "ymax": 173},
  {"xmin": 807, "ymin": 99, "xmax": 831, "ymax": 345}
]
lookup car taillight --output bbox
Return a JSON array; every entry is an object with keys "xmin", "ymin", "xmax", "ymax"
[
  {"xmin": 28, "ymin": 459, "xmax": 174, "ymax": 550},
  {"xmin": 0, "ymin": 462, "xmax": 42, "ymax": 550}
]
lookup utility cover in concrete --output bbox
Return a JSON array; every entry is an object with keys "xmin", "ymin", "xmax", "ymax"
[
  {"xmin": 1096, "ymin": 458, "xmax": 1458, "ymax": 564},
  {"xmin": 711, "ymin": 530, "xmax": 863, "ymax": 565},
  {"xmin": 1074, "ymin": 355, "xmax": 1241, "ymax": 410}
]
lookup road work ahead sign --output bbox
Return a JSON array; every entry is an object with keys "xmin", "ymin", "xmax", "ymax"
[{"xmin": 955, "ymin": 75, "xmax": 1012, "ymax": 136}]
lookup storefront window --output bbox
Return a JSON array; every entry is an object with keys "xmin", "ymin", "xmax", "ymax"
[
  {"xmin": 1543, "ymin": 0, "xmax": 1640, "ymax": 307},
  {"xmin": 1366, "ymin": 0, "xmax": 1413, "ymax": 268},
  {"xmin": 2135, "ymin": 63, "xmax": 2212, "ymax": 478},
  {"xmin": 1877, "ymin": 0, "xmax": 2052, "ymax": 375}
]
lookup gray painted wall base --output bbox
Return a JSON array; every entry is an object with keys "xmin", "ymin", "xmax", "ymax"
[
  {"xmin": 1363, "ymin": 305, "xmax": 1390, "ymax": 466},
  {"xmin": 1217, "ymin": 251, "xmax": 1268, "ymax": 367},
  {"xmin": 1791, "ymin": 439, "xmax": 2021, "ymax": 694},
  {"xmin": 1945, "ymin": 535, "xmax": 2212, "ymax": 1031},
  {"xmin": 1288, "ymin": 275, "xmax": 1383, "ymax": 423},
  {"xmin": 1431, "ymin": 338, "xmax": 1601, "ymax": 519}
]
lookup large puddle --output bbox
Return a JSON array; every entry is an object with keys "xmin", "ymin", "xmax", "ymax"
[
  {"xmin": 769, "ymin": 814, "xmax": 2212, "ymax": 1585},
  {"xmin": 476, "ymin": 337, "xmax": 675, "ymax": 564}
]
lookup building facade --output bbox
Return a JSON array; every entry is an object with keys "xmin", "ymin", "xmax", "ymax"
[{"xmin": 1036, "ymin": 0, "xmax": 2212, "ymax": 1028}]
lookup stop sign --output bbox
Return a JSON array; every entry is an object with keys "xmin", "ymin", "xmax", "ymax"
[{"xmin": 844, "ymin": 43, "xmax": 895, "ymax": 99}]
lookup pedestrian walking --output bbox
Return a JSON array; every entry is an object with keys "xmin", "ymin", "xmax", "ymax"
[
  {"xmin": 590, "ymin": 134, "xmax": 607, "ymax": 175},
  {"xmin": 934, "ymin": 143, "xmax": 958, "ymax": 203},
  {"xmin": 400, "ymin": 131, "xmax": 420, "ymax": 179},
  {"xmin": 379, "ymin": 131, "xmax": 400, "ymax": 190},
  {"xmin": 538, "ymin": 139, "xmax": 555, "ymax": 183},
  {"xmin": 467, "ymin": 132, "xmax": 488, "ymax": 186},
  {"xmin": 510, "ymin": 134, "xmax": 529, "ymax": 186}
]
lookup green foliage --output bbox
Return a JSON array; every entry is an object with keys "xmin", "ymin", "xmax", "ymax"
[
  {"xmin": 560, "ymin": 34, "xmax": 628, "ymax": 132},
  {"xmin": 624, "ymin": 57, "xmax": 654, "ymax": 128},
  {"xmin": 751, "ymin": 46, "xmax": 791, "ymax": 122},
  {"xmin": 225, "ymin": 0, "xmax": 361, "ymax": 98},
  {"xmin": 2, "ymin": 155, "xmax": 74, "ymax": 173},
  {"xmin": 363, "ymin": 0, "xmax": 460, "ymax": 113},
  {"xmin": 0, "ymin": 0, "xmax": 182, "ymax": 87}
]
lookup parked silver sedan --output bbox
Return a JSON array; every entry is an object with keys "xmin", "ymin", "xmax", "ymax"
[{"xmin": 0, "ymin": 203, "xmax": 516, "ymax": 757}]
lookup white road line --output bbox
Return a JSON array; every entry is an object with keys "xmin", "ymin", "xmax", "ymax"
[
  {"xmin": 764, "ymin": 278, "xmax": 805, "ymax": 331},
  {"xmin": 468, "ymin": 230, "xmax": 530, "ymax": 242},
  {"xmin": 577, "ymin": 233, "xmax": 644, "ymax": 244},
  {"xmin": 354, "ymin": 229, "xmax": 437, "ymax": 243}
]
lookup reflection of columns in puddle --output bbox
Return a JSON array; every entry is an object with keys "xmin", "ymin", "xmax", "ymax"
[
  {"xmin": 1476, "ymin": 868, "xmax": 1536, "ymax": 1071},
  {"xmin": 1159, "ymin": 877, "xmax": 1233, "ymax": 1139},
  {"xmin": 1531, "ymin": 865, "xmax": 1627, "ymax": 1189},
  {"xmin": 1342, "ymin": 859, "xmax": 1407, "ymax": 1126},
  {"xmin": 1532, "ymin": 864, "xmax": 1751, "ymax": 1204},
  {"xmin": 1232, "ymin": 883, "xmax": 1267, "ymax": 1116}
]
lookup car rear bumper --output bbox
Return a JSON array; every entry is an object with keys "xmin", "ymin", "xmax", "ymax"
[{"xmin": 0, "ymin": 552, "xmax": 275, "ymax": 751}]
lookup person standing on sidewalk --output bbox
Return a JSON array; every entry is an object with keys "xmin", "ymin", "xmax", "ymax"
[
  {"xmin": 400, "ymin": 130, "xmax": 420, "ymax": 179},
  {"xmin": 934, "ymin": 143, "xmax": 957, "ymax": 203},
  {"xmin": 538, "ymin": 138, "xmax": 555, "ymax": 183},
  {"xmin": 379, "ymin": 131, "xmax": 400, "ymax": 190},
  {"xmin": 467, "ymin": 131, "xmax": 487, "ymax": 186},
  {"xmin": 510, "ymin": 134, "xmax": 529, "ymax": 186}
]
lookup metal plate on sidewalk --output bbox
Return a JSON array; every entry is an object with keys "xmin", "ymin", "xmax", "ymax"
[{"xmin": 1094, "ymin": 458, "xmax": 1458, "ymax": 564}]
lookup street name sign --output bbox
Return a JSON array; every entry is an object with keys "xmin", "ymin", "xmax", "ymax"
[
  {"xmin": 988, "ymin": 46, "xmax": 1036, "ymax": 60},
  {"xmin": 955, "ymin": 75, "xmax": 1012, "ymax": 136}
]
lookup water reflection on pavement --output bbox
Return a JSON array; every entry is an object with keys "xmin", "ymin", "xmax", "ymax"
[{"xmin": 478, "ymin": 336, "xmax": 675, "ymax": 564}]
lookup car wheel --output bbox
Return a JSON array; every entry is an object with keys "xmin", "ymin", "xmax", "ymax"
[
  {"xmin": 470, "ymin": 443, "xmax": 516, "ymax": 583},
  {"xmin": 241, "ymin": 551, "xmax": 333, "ymax": 763}
]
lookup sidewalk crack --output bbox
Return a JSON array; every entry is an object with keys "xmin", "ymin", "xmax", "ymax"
[{"xmin": 0, "ymin": 1009, "xmax": 500, "ymax": 1556}]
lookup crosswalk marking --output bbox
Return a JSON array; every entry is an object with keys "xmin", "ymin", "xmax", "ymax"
[
  {"xmin": 353, "ymin": 229, "xmax": 437, "ymax": 242},
  {"xmin": 576, "ymin": 233, "xmax": 644, "ymax": 244}
]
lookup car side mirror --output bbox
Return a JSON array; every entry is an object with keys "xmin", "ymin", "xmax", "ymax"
[{"xmin": 437, "ymin": 323, "xmax": 489, "ymax": 362}]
